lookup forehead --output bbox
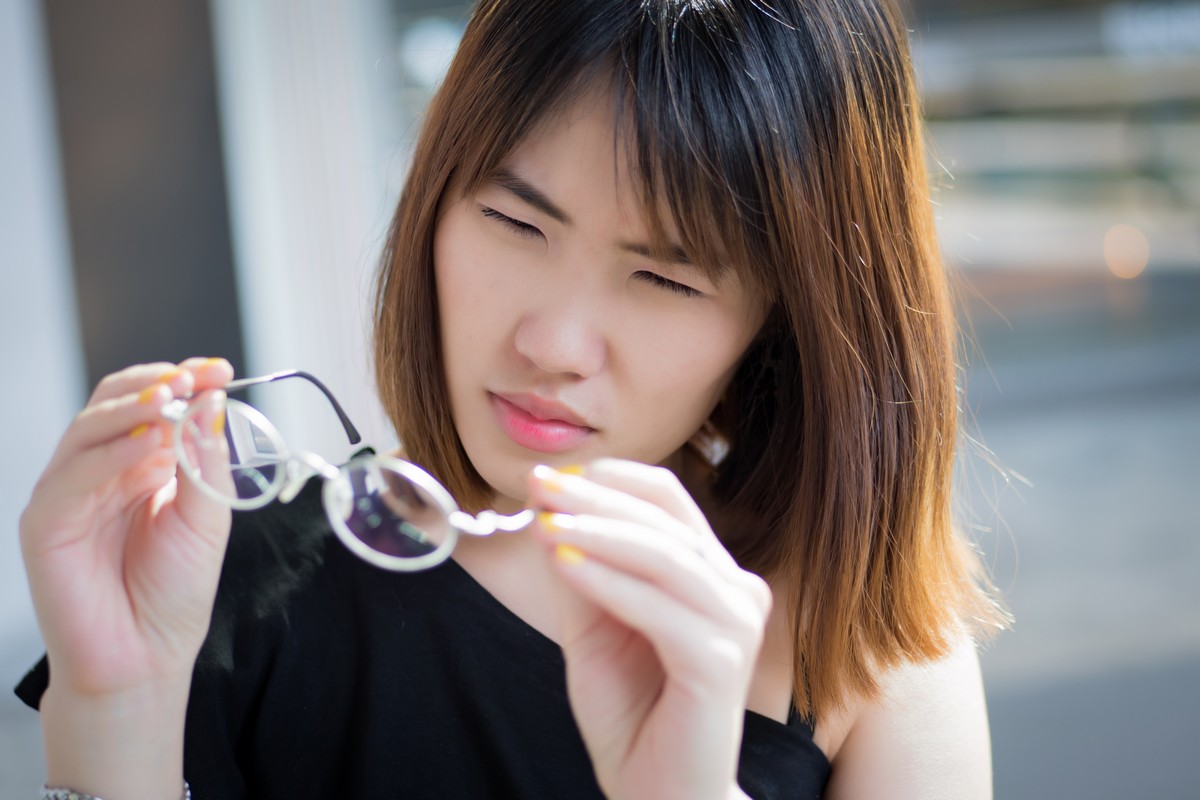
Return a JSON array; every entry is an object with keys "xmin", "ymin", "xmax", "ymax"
[
  {"xmin": 498, "ymin": 98, "xmax": 655, "ymax": 223},
  {"xmin": 495, "ymin": 89, "xmax": 625, "ymax": 195}
]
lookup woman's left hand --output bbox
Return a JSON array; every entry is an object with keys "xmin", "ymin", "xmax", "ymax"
[{"xmin": 527, "ymin": 459, "xmax": 772, "ymax": 800}]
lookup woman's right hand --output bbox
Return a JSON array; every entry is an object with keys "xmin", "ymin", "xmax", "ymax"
[{"xmin": 20, "ymin": 358, "xmax": 235, "ymax": 699}]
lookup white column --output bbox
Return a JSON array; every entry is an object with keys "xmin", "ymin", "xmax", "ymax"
[
  {"xmin": 0, "ymin": 0, "xmax": 87, "ymax": 672},
  {"xmin": 208, "ymin": 0, "xmax": 402, "ymax": 462}
]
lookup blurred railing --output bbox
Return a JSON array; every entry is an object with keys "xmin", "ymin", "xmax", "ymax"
[{"xmin": 913, "ymin": 2, "xmax": 1200, "ymax": 275}]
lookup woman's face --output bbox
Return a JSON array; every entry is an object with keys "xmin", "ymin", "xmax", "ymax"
[{"xmin": 434, "ymin": 91, "xmax": 768, "ymax": 509}]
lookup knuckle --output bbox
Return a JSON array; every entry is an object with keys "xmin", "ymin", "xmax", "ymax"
[
  {"xmin": 733, "ymin": 619, "xmax": 767, "ymax": 660},
  {"xmin": 714, "ymin": 580, "xmax": 769, "ymax": 642},
  {"xmin": 746, "ymin": 572, "xmax": 773, "ymax": 611},
  {"xmin": 734, "ymin": 594, "xmax": 769, "ymax": 638},
  {"xmin": 731, "ymin": 567, "xmax": 772, "ymax": 608},
  {"xmin": 648, "ymin": 463, "xmax": 682, "ymax": 490}
]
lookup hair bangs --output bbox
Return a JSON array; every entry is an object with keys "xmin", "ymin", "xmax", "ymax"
[
  {"xmin": 434, "ymin": 4, "xmax": 631, "ymax": 205},
  {"xmin": 613, "ymin": 1, "xmax": 809, "ymax": 301}
]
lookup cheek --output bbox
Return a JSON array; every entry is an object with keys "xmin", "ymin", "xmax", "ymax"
[
  {"xmin": 436, "ymin": 225, "xmax": 500, "ymax": 352},
  {"xmin": 434, "ymin": 229, "xmax": 483, "ymax": 399},
  {"xmin": 436, "ymin": 223, "xmax": 527, "ymax": 332},
  {"xmin": 631, "ymin": 315, "xmax": 753, "ymax": 414}
]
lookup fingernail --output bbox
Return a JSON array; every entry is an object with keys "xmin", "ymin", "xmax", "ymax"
[
  {"xmin": 555, "ymin": 543, "xmax": 586, "ymax": 565},
  {"xmin": 208, "ymin": 390, "xmax": 227, "ymax": 436},
  {"xmin": 157, "ymin": 368, "xmax": 184, "ymax": 385},
  {"xmin": 204, "ymin": 357, "xmax": 226, "ymax": 370},
  {"xmin": 138, "ymin": 385, "xmax": 162, "ymax": 405},
  {"xmin": 558, "ymin": 465, "xmax": 585, "ymax": 476},
  {"xmin": 533, "ymin": 464, "xmax": 564, "ymax": 493},
  {"xmin": 537, "ymin": 511, "xmax": 574, "ymax": 533},
  {"xmin": 130, "ymin": 424, "xmax": 150, "ymax": 439}
]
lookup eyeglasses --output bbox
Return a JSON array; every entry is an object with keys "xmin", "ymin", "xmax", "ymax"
[{"xmin": 162, "ymin": 370, "xmax": 533, "ymax": 572}]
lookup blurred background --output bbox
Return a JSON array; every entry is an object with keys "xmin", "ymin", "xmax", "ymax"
[{"xmin": 1, "ymin": 0, "xmax": 1197, "ymax": 796}]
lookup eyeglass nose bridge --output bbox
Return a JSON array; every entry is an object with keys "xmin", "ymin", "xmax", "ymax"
[
  {"xmin": 451, "ymin": 508, "xmax": 536, "ymax": 537},
  {"xmin": 278, "ymin": 451, "xmax": 341, "ymax": 505}
]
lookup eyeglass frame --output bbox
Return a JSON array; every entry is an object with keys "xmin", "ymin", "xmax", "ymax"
[{"xmin": 161, "ymin": 369, "xmax": 534, "ymax": 572}]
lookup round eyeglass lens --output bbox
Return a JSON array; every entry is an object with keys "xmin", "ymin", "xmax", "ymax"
[
  {"xmin": 178, "ymin": 398, "xmax": 285, "ymax": 505},
  {"xmin": 328, "ymin": 458, "xmax": 453, "ymax": 563}
]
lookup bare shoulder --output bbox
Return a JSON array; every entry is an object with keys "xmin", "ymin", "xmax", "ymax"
[{"xmin": 820, "ymin": 635, "xmax": 992, "ymax": 800}]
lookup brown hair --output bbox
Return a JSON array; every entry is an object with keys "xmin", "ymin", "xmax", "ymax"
[{"xmin": 374, "ymin": 0, "xmax": 1006, "ymax": 721}]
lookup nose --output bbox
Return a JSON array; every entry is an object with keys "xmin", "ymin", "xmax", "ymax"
[{"xmin": 512, "ymin": 295, "xmax": 607, "ymax": 379}]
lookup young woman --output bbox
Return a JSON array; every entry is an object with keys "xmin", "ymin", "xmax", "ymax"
[{"xmin": 17, "ymin": 1, "xmax": 1005, "ymax": 797}]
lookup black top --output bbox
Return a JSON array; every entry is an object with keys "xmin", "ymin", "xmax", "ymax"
[{"xmin": 16, "ymin": 475, "xmax": 830, "ymax": 798}]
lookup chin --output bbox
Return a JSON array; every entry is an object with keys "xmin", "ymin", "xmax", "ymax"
[{"xmin": 468, "ymin": 453, "xmax": 531, "ymax": 512}]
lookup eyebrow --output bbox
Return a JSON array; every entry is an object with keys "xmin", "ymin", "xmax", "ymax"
[
  {"xmin": 491, "ymin": 168, "xmax": 572, "ymax": 226},
  {"xmin": 488, "ymin": 167, "xmax": 694, "ymax": 267}
]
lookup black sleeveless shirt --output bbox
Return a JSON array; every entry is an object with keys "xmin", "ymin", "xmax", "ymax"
[{"xmin": 16, "ymin": 475, "xmax": 830, "ymax": 798}]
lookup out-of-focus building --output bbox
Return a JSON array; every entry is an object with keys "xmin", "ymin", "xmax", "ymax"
[
  {"xmin": 378, "ymin": 0, "xmax": 1200, "ymax": 275},
  {"xmin": 912, "ymin": 1, "xmax": 1200, "ymax": 275}
]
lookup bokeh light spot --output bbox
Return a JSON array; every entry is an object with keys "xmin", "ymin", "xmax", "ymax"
[{"xmin": 1103, "ymin": 224, "xmax": 1150, "ymax": 280}]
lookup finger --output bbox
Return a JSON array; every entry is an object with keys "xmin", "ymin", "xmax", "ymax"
[
  {"xmin": 181, "ymin": 356, "xmax": 234, "ymax": 392},
  {"xmin": 86, "ymin": 362, "xmax": 195, "ymax": 407},
  {"xmin": 529, "ymin": 466, "xmax": 693, "ymax": 535},
  {"xmin": 24, "ymin": 425, "xmax": 168, "ymax": 550},
  {"xmin": 54, "ymin": 383, "xmax": 178, "ymax": 466},
  {"xmin": 528, "ymin": 465, "xmax": 736, "ymax": 569},
  {"xmin": 536, "ymin": 511, "xmax": 762, "ymax": 622},
  {"xmin": 576, "ymin": 458, "xmax": 715, "ymax": 535},
  {"xmin": 85, "ymin": 356, "xmax": 232, "ymax": 409},
  {"xmin": 55, "ymin": 358, "xmax": 234, "ymax": 469},
  {"xmin": 171, "ymin": 389, "xmax": 234, "ymax": 536},
  {"xmin": 552, "ymin": 548, "xmax": 764, "ymax": 691}
]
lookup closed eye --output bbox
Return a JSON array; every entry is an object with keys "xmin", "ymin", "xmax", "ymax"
[
  {"xmin": 635, "ymin": 270, "xmax": 704, "ymax": 298},
  {"xmin": 480, "ymin": 207, "xmax": 543, "ymax": 240}
]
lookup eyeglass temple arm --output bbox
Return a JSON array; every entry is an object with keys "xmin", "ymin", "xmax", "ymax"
[{"xmin": 225, "ymin": 370, "xmax": 362, "ymax": 445}]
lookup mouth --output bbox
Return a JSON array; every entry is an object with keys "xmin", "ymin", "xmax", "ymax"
[{"xmin": 488, "ymin": 392, "xmax": 595, "ymax": 453}]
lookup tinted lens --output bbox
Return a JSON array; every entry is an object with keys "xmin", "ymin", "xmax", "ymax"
[
  {"xmin": 179, "ymin": 399, "xmax": 283, "ymax": 503},
  {"xmin": 330, "ymin": 459, "xmax": 452, "ymax": 560}
]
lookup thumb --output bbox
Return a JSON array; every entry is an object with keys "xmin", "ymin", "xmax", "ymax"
[{"xmin": 171, "ymin": 390, "xmax": 235, "ymax": 543}]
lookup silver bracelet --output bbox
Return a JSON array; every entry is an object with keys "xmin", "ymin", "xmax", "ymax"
[{"xmin": 40, "ymin": 781, "xmax": 190, "ymax": 800}]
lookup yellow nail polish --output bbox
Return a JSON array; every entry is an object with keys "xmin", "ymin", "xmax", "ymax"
[
  {"xmin": 211, "ymin": 410, "xmax": 226, "ymax": 436},
  {"xmin": 130, "ymin": 424, "xmax": 150, "ymax": 439},
  {"xmin": 558, "ymin": 465, "xmax": 585, "ymax": 476},
  {"xmin": 555, "ymin": 543, "xmax": 586, "ymax": 565},
  {"xmin": 137, "ymin": 385, "xmax": 161, "ymax": 404},
  {"xmin": 538, "ymin": 511, "xmax": 575, "ymax": 533},
  {"xmin": 157, "ymin": 368, "xmax": 184, "ymax": 384},
  {"xmin": 533, "ymin": 464, "xmax": 564, "ymax": 493}
]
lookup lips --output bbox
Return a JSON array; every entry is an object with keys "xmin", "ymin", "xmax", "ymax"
[{"xmin": 488, "ymin": 392, "xmax": 594, "ymax": 453}]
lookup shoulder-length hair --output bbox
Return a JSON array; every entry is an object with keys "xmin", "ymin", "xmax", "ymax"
[{"xmin": 374, "ymin": 0, "xmax": 1005, "ymax": 720}]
